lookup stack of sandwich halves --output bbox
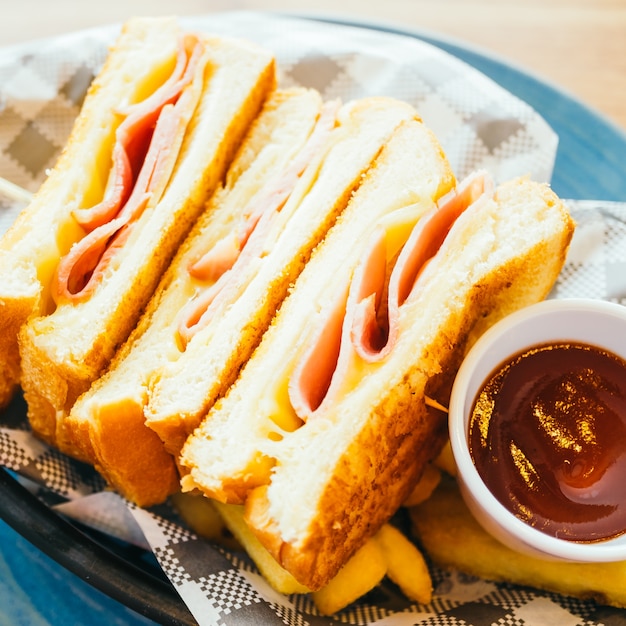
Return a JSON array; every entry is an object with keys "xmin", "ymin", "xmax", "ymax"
[{"xmin": 0, "ymin": 17, "xmax": 574, "ymax": 591}]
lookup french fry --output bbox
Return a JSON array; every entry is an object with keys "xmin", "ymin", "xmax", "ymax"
[
  {"xmin": 375, "ymin": 523, "xmax": 433, "ymax": 605},
  {"xmin": 171, "ymin": 492, "xmax": 239, "ymax": 549},
  {"xmin": 176, "ymin": 491, "xmax": 434, "ymax": 613},
  {"xmin": 312, "ymin": 538, "xmax": 387, "ymax": 615},
  {"xmin": 403, "ymin": 463, "xmax": 442, "ymax": 507},
  {"xmin": 213, "ymin": 501, "xmax": 311, "ymax": 595},
  {"xmin": 433, "ymin": 439, "xmax": 457, "ymax": 476},
  {"xmin": 411, "ymin": 477, "xmax": 626, "ymax": 608}
]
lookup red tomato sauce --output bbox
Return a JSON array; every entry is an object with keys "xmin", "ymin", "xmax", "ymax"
[{"xmin": 469, "ymin": 342, "xmax": 626, "ymax": 542}]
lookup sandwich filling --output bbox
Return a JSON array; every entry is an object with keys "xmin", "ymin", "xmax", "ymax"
[
  {"xmin": 53, "ymin": 33, "xmax": 206, "ymax": 304},
  {"xmin": 175, "ymin": 100, "xmax": 340, "ymax": 349},
  {"xmin": 289, "ymin": 170, "xmax": 492, "ymax": 421}
]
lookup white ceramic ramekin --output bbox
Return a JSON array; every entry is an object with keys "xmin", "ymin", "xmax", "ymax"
[{"xmin": 449, "ymin": 297, "xmax": 626, "ymax": 562}]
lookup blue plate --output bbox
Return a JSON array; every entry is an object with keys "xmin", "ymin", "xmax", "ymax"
[{"xmin": 1, "ymin": 14, "xmax": 626, "ymax": 626}]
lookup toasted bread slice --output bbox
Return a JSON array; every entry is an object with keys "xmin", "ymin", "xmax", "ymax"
[
  {"xmin": 0, "ymin": 17, "xmax": 184, "ymax": 409},
  {"xmin": 15, "ymin": 18, "xmax": 275, "ymax": 453}
]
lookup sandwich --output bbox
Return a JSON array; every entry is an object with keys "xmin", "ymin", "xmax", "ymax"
[
  {"xmin": 0, "ymin": 14, "xmax": 580, "ymax": 615},
  {"xmin": 5, "ymin": 17, "xmax": 275, "ymax": 450},
  {"xmin": 179, "ymin": 117, "xmax": 575, "ymax": 590}
]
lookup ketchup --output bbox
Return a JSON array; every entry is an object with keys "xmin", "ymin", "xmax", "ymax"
[{"xmin": 468, "ymin": 342, "xmax": 626, "ymax": 543}]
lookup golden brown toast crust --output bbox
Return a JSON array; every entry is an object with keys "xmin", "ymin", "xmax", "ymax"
[
  {"xmin": 88, "ymin": 397, "xmax": 180, "ymax": 507},
  {"xmin": 0, "ymin": 292, "xmax": 37, "ymax": 408},
  {"xmin": 246, "ymin": 397, "xmax": 450, "ymax": 590}
]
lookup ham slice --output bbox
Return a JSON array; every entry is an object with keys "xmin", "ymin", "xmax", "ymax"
[
  {"xmin": 54, "ymin": 34, "xmax": 205, "ymax": 303},
  {"xmin": 175, "ymin": 100, "xmax": 340, "ymax": 349},
  {"xmin": 288, "ymin": 171, "xmax": 492, "ymax": 421},
  {"xmin": 287, "ymin": 284, "xmax": 350, "ymax": 419},
  {"xmin": 353, "ymin": 170, "xmax": 491, "ymax": 362}
]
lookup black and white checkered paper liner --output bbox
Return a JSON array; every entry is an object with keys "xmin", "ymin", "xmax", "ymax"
[
  {"xmin": 0, "ymin": 11, "xmax": 557, "ymax": 194},
  {"xmin": 0, "ymin": 11, "xmax": 624, "ymax": 626}
]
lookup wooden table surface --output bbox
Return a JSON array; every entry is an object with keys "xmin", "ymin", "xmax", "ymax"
[{"xmin": 3, "ymin": 0, "xmax": 626, "ymax": 133}]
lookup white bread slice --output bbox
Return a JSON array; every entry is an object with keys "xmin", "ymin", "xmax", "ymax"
[
  {"xmin": 0, "ymin": 17, "xmax": 184, "ymax": 409},
  {"xmin": 63, "ymin": 88, "xmax": 326, "ymax": 506},
  {"xmin": 16, "ymin": 20, "xmax": 276, "ymax": 452},
  {"xmin": 180, "ymin": 123, "xmax": 574, "ymax": 588},
  {"xmin": 144, "ymin": 96, "xmax": 420, "ymax": 456}
]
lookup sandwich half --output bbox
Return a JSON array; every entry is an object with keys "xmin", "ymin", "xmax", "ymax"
[
  {"xmin": 143, "ymin": 95, "xmax": 420, "ymax": 457},
  {"xmin": 180, "ymin": 118, "xmax": 575, "ymax": 589},
  {"xmin": 11, "ymin": 17, "xmax": 275, "ymax": 451},
  {"xmin": 63, "ymin": 87, "xmax": 328, "ymax": 506}
]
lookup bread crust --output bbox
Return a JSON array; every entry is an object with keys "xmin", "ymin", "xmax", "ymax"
[
  {"xmin": 0, "ymin": 285, "xmax": 37, "ymax": 408},
  {"xmin": 246, "ymin": 390, "xmax": 450, "ymax": 590}
]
